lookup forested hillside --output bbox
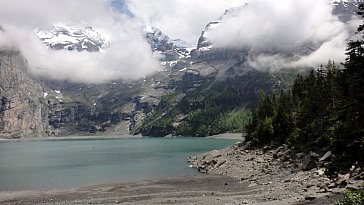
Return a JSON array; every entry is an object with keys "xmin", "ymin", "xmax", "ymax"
[
  {"xmin": 135, "ymin": 68, "xmax": 301, "ymax": 137},
  {"xmin": 246, "ymin": 4, "xmax": 364, "ymax": 174}
]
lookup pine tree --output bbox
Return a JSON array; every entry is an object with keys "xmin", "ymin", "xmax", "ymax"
[{"xmin": 331, "ymin": 4, "xmax": 364, "ymax": 169}]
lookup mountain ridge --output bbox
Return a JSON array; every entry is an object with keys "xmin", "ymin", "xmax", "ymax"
[
  {"xmin": 36, "ymin": 24, "xmax": 110, "ymax": 52},
  {"xmin": 0, "ymin": 0, "xmax": 360, "ymax": 138}
]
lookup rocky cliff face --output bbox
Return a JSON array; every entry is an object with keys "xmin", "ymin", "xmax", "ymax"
[
  {"xmin": 0, "ymin": 50, "xmax": 47, "ymax": 138},
  {"xmin": 143, "ymin": 26, "xmax": 193, "ymax": 60}
]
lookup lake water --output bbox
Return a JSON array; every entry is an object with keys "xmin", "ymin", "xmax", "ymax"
[{"xmin": 0, "ymin": 137, "xmax": 237, "ymax": 191}]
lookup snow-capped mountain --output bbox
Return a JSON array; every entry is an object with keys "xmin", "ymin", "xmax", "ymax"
[
  {"xmin": 36, "ymin": 24, "xmax": 110, "ymax": 52},
  {"xmin": 143, "ymin": 26, "xmax": 171, "ymax": 52},
  {"xmin": 142, "ymin": 26, "xmax": 194, "ymax": 60},
  {"xmin": 332, "ymin": 0, "xmax": 361, "ymax": 21},
  {"xmin": 36, "ymin": 23, "xmax": 193, "ymax": 60},
  {"xmin": 196, "ymin": 5, "xmax": 248, "ymax": 53},
  {"xmin": 330, "ymin": 0, "xmax": 360, "ymax": 5}
]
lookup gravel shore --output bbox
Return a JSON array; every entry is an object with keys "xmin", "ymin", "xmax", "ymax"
[
  {"xmin": 1, "ymin": 142, "xmax": 362, "ymax": 205},
  {"xmin": 0, "ymin": 174, "xmax": 341, "ymax": 205}
]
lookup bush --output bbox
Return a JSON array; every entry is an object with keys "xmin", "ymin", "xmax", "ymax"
[{"xmin": 336, "ymin": 189, "xmax": 364, "ymax": 205}]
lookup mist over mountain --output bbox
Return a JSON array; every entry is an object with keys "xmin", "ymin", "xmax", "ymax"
[
  {"xmin": 195, "ymin": 0, "xmax": 360, "ymax": 72},
  {"xmin": 0, "ymin": 0, "xmax": 160, "ymax": 83},
  {"xmin": 0, "ymin": 0, "xmax": 360, "ymax": 84},
  {"xmin": 0, "ymin": 0, "xmax": 361, "ymax": 138}
]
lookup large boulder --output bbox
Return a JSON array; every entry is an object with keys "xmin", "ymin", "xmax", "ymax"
[{"xmin": 301, "ymin": 152, "xmax": 319, "ymax": 171}]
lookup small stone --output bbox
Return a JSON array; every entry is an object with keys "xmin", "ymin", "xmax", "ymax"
[
  {"xmin": 236, "ymin": 141, "xmax": 244, "ymax": 147},
  {"xmin": 335, "ymin": 173, "xmax": 350, "ymax": 186},
  {"xmin": 316, "ymin": 168, "xmax": 325, "ymax": 176},
  {"xmin": 251, "ymin": 176, "xmax": 258, "ymax": 181},
  {"xmin": 319, "ymin": 151, "xmax": 332, "ymax": 162},
  {"xmin": 305, "ymin": 196, "xmax": 317, "ymax": 201},
  {"xmin": 256, "ymin": 157, "xmax": 265, "ymax": 163},
  {"xmin": 215, "ymin": 159, "xmax": 227, "ymax": 168},
  {"xmin": 240, "ymin": 177, "xmax": 247, "ymax": 181}
]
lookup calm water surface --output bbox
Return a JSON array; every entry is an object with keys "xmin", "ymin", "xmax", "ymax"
[{"xmin": 0, "ymin": 137, "xmax": 236, "ymax": 190}]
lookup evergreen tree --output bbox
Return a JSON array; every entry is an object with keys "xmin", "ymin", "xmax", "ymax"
[
  {"xmin": 246, "ymin": 4, "xmax": 364, "ymax": 172},
  {"xmin": 330, "ymin": 4, "xmax": 364, "ymax": 169}
]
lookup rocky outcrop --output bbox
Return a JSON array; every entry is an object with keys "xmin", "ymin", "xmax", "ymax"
[
  {"xmin": 140, "ymin": 125, "xmax": 175, "ymax": 137},
  {"xmin": 0, "ymin": 50, "xmax": 47, "ymax": 138},
  {"xmin": 189, "ymin": 143, "xmax": 364, "ymax": 204},
  {"xmin": 143, "ymin": 26, "xmax": 193, "ymax": 59}
]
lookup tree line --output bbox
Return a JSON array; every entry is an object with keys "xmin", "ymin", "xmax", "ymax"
[{"xmin": 245, "ymin": 5, "xmax": 364, "ymax": 173}]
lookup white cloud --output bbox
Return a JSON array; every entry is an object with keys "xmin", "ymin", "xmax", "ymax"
[
  {"xmin": 0, "ymin": 0, "xmax": 360, "ymax": 82},
  {"xmin": 207, "ymin": 0, "xmax": 359, "ymax": 69},
  {"xmin": 124, "ymin": 0, "xmax": 247, "ymax": 44},
  {"xmin": 0, "ymin": 0, "xmax": 160, "ymax": 84}
]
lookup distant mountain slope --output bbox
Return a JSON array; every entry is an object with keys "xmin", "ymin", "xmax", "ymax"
[
  {"xmin": 0, "ymin": 1, "xmax": 361, "ymax": 138},
  {"xmin": 36, "ymin": 24, "xmax": 110, "ymax": 52},
  {"xmin": 142, "ymin": 26, "xmax": 194, "ymax": 60}
]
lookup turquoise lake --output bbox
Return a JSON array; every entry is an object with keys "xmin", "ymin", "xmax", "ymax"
[{"xmin": 0, "ymin": 137, "xmax": 237, "ymax": 191}]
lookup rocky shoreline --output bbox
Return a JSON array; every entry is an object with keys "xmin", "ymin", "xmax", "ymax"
[
  {"xmin": 1, "ymin": 142, "xmax": 363, "ymax": 205},
  {"xmin": 188, "ymin": 142, "xmax": 364, "ymax": 204}
]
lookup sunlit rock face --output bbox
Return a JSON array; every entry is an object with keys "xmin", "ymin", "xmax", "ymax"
[{"xmin": 36, "ymin": 23, "xmax": 110, "ymax": 52}]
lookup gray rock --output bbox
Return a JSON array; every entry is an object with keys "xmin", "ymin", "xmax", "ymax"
[
  {"xmin": 346, "ymin": 180, "xmax": 364, "ymax": 190},
  {"xmin": 256, "ymin": 157, "xmax": 265, "ymax": 163},
  {"xmin": 235, "ymin": 141, "xmax": 244, "ymax": 147},
  {"xmin": 302, "ymin": 152, "xmax": 319, "ymax": 171},
  {"xmin": 335, "ymin": 173, "xmax": 350, "ymax": 187},
  {"xmin": 319, "ymin": 151, "xmax": 332, "ymax": 162},
  {"xmin": 215, "ymin": 159, "xmax": 227, "ymax": 168},
  {"xmin": 305, "ymin": 196, "xmax": 317, "ymax": 201}
]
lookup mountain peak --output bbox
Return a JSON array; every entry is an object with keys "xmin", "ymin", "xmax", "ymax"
[
  {"xmin": 36, "ymin": 24, "xmax": 110, "ymax": 52},
  {"xmin": 142, "ymin": 26, "xmax": 194, "ymax": 60}
]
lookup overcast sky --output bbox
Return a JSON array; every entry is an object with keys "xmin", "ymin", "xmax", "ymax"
[{"xmin": 0, "ymin": 0, "xmax": 359, "ymax": 83}]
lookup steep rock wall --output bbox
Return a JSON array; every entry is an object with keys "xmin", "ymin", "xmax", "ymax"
[{"xmin": 0, "ymin": 50, "xmax": 47, "ymax": 138}]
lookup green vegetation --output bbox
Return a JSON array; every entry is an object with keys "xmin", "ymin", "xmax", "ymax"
[
  {"xmin": 176, "ymin": 109, "xmax": 251, "ymax": 136},
  {"xmin": 138, "ymin": 69, "xmax": 284, "ymax": 136},
  {"xmin": 336, "ymin": 189, "xmax": 364, "ymax": 205},
  {"xmin": 139, "ymin": 92, "xmax": 183, "ymax": 128},
  {"xmin": 246, "ymin": 63, "xmax": 341, "ymax": 150},
  {"xmin": 246, "ymin": 4, "xmax": 364, "ymax": 174}
]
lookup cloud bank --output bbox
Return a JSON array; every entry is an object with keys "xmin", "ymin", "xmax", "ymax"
[
  {"xmin": 124, "ymin": 0, "xmax": 247, "ymax": 44},
  {"xmin": 0, "ymin": 0, "xmax": 160, "ymax": 83},
  {"xmin": 0, "ymin": 0, "xmax": 360, "ymax": 83},
  {"xmin": 207, "ymin": 0, "xmax": 360, "ymax": 70}
]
